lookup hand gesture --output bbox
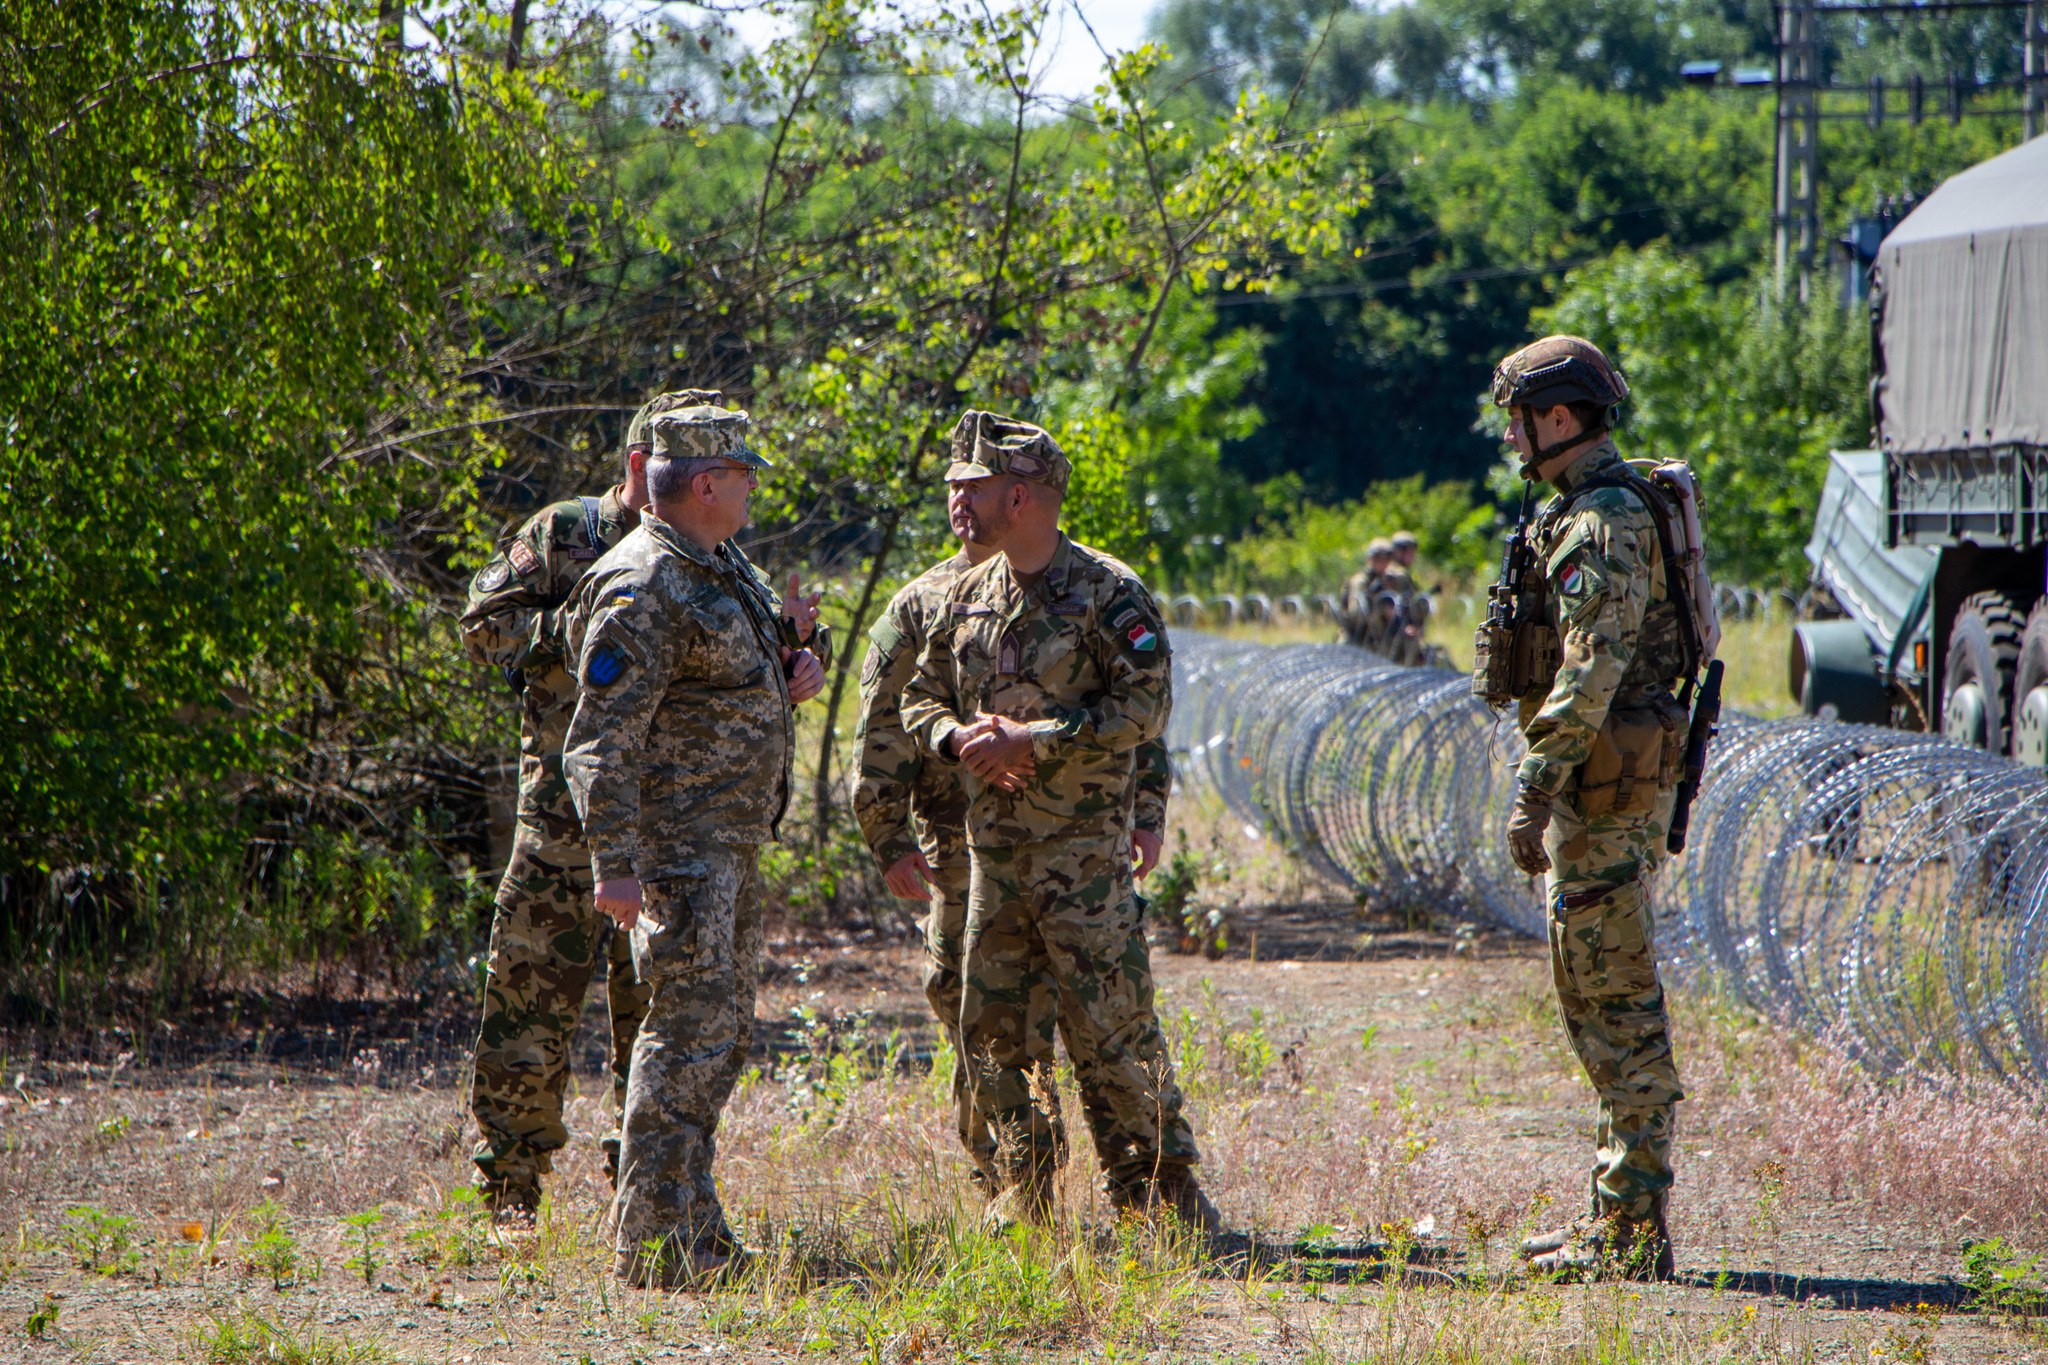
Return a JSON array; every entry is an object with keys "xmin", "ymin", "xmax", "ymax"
[
  {"xmin": 784, "ymin": 572, "xmax": 823, "ymax": 643},
  {"xmin": 883, "ymin": 851, "xmax": 939, "ymax": 901},
  {"xmin": 956, "ymin": 714, "xmax": 1036, "ymax": 791}
]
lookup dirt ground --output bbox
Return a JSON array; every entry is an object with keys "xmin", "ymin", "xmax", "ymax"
[{"xmin": 3, "ymin": 900, "xmax": 2046, "ymax": 1364}]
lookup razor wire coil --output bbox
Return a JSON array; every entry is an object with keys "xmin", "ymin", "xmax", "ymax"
[{"xmin": 1168, "ymin": 634, "xmax": 2048, "ymax": 1086}]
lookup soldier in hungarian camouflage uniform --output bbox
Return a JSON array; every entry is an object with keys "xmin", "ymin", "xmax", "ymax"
[
  {"xmin": 564, "ymin": 402, "xmax": 827, "ymax": 1288},
  {"xmin": 850, "ymin": 476, "xmax": 1174, "ymax": 1190},
  {"xmin": 459, "ymin": 388, "xmax": 721, "ymax": 1221},
  {"xmin": 1339, "ymin": 540, "xmax": 1395, "ymax": 652},
  {"xmin": 1383, "ymin": 531, "xmax": 1432, "ymax": 666},
  {"xmin": 1479, "ymin": 337, "xmax": 1690, "ymax": 1280},
  {"xmin": 901, "ymin": 412, "xmax": 1217, "ymax": 1233}
]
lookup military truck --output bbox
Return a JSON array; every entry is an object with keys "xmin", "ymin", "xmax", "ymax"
[{"xmin": 1790, "ymin": 135, "xmax": 2048, "ymax": 761}]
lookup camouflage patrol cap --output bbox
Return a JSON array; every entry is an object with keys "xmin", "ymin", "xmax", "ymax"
[
  {"xmin": 1390, "ymin": 531, "xmax": 1418, "ymax": 552},
  {"xmin": 624, "ymin": 389, "xmax": 725, "ymax": 455},
  {"xmin": 1491, "ymin": 336, "xmax": 1629, "ymax": 411},
  {"xmin": 649, "ymin": 404, "xmax": 773, "ymax": 470},
  {"xmin": 1366, "ymin": 538, "xmax": 1394, "ymax": 559},
  {"xmin": 944, "ymin": 410, "xmax": 1071, "ymax": 493}
]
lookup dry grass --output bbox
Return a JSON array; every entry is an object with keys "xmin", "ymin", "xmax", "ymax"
[{"xmin": 3, "ymin": 925, "xmax": 2046, "ymax": 1362}]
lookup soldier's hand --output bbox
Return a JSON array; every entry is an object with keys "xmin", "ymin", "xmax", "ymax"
[
  {"xmin": 784, "ymin": 572, "xmax": 823, "ymax": 643},
  {"xmin": 959, "ymin": 714, "xmax": 1035, "ymax": 788},
  {"xmin": 783, "ymin": 647, "xmax": 826, "ymax": 703},
  {"xmin": 1132, "ymin": 829, "xmax": 1164, "ymax": 880},
  {"xmin": 595, "ymin": 877, "xmax": 644, "ymax": 931},
  {"xmin": 883, "ymin": 851, "xmax": 939, "ymax": 900},
  {"xmin": 1507, "ymin": 785, "xmax": 1553, "ymax": 876}
]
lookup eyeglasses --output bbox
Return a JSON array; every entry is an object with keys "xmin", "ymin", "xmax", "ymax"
[{"xmin": 701, "ymin": 463, "xmax": 757, "ymax": 479}]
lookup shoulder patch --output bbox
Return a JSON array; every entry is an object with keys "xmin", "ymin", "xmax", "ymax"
[
  {"xmin": 475, "ymin": 561, "xmax": 511, "ymax": 593},
  {"xmin": 585, "ymin": 646, "xmax": 628, "ymax": 688},
  {"xmin": 869, "ymin": 620, "xmax": 905, "ymax": 655},
  {"xmin": 1110, "ymin": 607, "xmax": 1139, "ymax": 630},
  {"xmin": 508, "ymin": 541, "xmax": 542, "ymax": 577},
  {"xmin": 1124, "ymin": 622, "xmax": 1158, "ymax": 652}
]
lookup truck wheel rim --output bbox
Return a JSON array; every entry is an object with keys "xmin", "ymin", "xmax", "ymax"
[
  {"xmin": 2016, "ymin": 686, "xmax": 2048, "ymax": 765},
  {"xmin": 1943, "ymin": 680, "xmax": 1988, "ymax": 747}
]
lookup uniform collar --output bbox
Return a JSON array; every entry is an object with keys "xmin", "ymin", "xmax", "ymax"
[
  {"xmin": 642, "ymin": 510, "xmax": 718, "ymax": 567},
  {"xmin": 599, "ymin": 483, "xmax": 642, "ymax": 533},
  {"xmin": 993, "ymin": 533, "xmax": 1075, "ymax": 604},
  {"xmin": 1551, "ymin": 438, "xmax": 1624, "ymax": 494}
]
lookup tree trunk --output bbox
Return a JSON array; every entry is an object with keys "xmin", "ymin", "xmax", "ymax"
[
  {"xmin": 505, "ymin": 0, "xmax": 530, "ymax": 72},
  {"xmin": 811, "ymin": 512, "xmax": 901, "ymax": 855}
]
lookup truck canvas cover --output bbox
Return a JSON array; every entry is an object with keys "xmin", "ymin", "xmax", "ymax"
[{"xmin": 1875, "ymin": 137, "xmax": 2048, "ymax": 457}]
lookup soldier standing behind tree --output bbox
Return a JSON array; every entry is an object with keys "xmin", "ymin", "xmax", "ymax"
[
  {"xmin": 564, "ymin": 402, "xmax": 826, "ymax": 1288},
  {"xmin": 900, "ymin": 411, "xmax": 1219, "ymax": 1234},
  {"xmin": 1478, "ymin": 336, "xmax": 1691, "ymax": 1281},
  {"xmin": 458, "ymin": 387, "xmax": 722, "ymax": 1227},
  {"xmin": 849, "ymin": 418, "xmax": 1174, "ymax": 1194}
]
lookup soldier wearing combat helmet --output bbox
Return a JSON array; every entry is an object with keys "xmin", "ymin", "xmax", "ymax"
[
  {"xmin": 1340, "ymin": 539, "xmax": 1395, "ymax": 650},
  {"xmin": 1480, "ymin": 335, "xmax": 1692, "ymax": 1280}
]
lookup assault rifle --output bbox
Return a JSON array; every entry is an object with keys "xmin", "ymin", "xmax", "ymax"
[
  {"xmin": 1665, "ymin": 657, "xmax": 1723, "ymax": 855},
  {"xmin": 1472, "ymin": 484, "xmax": 1536, "ymax": 707}
]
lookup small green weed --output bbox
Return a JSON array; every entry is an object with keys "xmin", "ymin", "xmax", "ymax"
[
  {"xmin": 405, "ymin": 1187, "xmax": 488, "ymax": 1269},
  {"xmin": 339, "ymin": 1207, "xmax": 386, "ymax": 1287},
  {"xmin": 24, "ymin": 1292, "xmax": 59, "ymax": 1340},
  {"xmin": 242, "ymin": 1199, "xmax": 302, "ymax": 1290},
  {"xmin": 1962, "ymin": 1237, "xmax": 2048, "ymax": 1320},
  {"xmin": 94, "ymin": 1114, "xmax": 131, "ymax": 1143},
  {"xmin": 58, "ymin": 1204, "xmax": 140, "ymax": 1275},
  {"xmin": 195, "ymin": 1310, "xmax": 392, "ymax": 1364}
]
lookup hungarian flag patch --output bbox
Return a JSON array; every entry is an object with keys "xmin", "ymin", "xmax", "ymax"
[
  {"xmin": 1559, "ymin": 562, "xmax": 1584, "ymax": 596},
  {"xmin": 1126, "ymin": 623, "xmax": 1157, "ymax": 651}
]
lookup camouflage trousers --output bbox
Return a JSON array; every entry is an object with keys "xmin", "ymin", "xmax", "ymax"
[
  {"xmin": 961, "ymin": 837, "xmax": 1199, "ymax": 1196},
  {"xmin": 1544, "ymin": 784, "xmax": 1685, "ymax": 1222},
  {"xmin": 923, "ymin": 857, "xmax": 1068, "ymax": 1184},
  {"xmin": 471, "ymin": 843, "xmax": 650, "ymax": 1199},
  {"xmin": 612, "ymin": 843, "xmax": 765, "ymax": 1264}
]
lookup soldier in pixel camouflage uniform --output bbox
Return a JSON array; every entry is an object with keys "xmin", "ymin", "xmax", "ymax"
[
  {"xmin": 901, "ymin": 412, "xmax": 1217, "ymax": 1233},
  {"xmin": 564, "ymin": 402, "xmax": 827, "ymax": 1289},
  {"xmin": 1483, "ymin": 336, "xmax": 1692, "ymax": 1281},
  {"xmin": 850, "ymin": 445, "xmax": 1174, "ymax": 1191},
  {"xmin": 459, "ymin": 388, "xmax": 723, "ymax": 1221}
]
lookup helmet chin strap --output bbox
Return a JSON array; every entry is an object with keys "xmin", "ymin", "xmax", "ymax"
[{"xmin": 1516, "ymin": 405, "xmax": 1607, "ymax": 481}]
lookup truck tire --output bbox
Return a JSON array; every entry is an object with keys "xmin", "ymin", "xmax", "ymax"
[
  {"xmin": 1942, "ymin": 590, "xmax": 2025, "ymax": 753},
  {"xmin": 2012, "ymin": 604, "xmax": 2048, "ymax": 765}
]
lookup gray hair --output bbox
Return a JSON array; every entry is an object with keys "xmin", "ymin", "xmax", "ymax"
[{"xmin": 648, "ymin": 455, "xmax": 725, "ymax": 501}]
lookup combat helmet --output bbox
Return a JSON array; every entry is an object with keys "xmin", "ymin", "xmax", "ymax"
[{"xmin": 1491, "ymin": 336, "xmax": 1628, "ymax": 469}]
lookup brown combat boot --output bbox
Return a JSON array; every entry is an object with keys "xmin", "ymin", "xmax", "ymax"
[
  {"xmin": 479, "ymin": 1180, "xmax": 540, "ymax": 1234},
  {"xmin": 1527, "ymin": 1198, "xmax": 1673, "ymax": 1282}
]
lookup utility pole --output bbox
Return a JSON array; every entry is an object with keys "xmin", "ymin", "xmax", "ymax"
[
  {"xmin": 2028, "ymin": 0, "xmax": 2046, "ymax": 140},
  {"xmin": 1774, "ymin": 1, "xmax": 1821, "ymax": 297}
]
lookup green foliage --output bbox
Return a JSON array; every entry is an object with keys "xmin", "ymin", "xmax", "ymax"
[
  {"xmin": 57, "ymin": 1205, "xmax": 140, "ymax": 1276},
  {"xmin": 1205, "ymin": 476, "xmax": 1494, "ymax": 596},
  {"xmin": 23, "ymin": 1293, "xmax": 59, "ymax": 1341},
  {"xmin": 339, "ymin": 1208, "xmax": 386, "ymax": 1288},
  {"xmin": 1149, "ymin": 842, "xmax": 1233, "ymax": 959},
  {"xmin": 1535, "ymin": 244, "xmax": 1871, "ymax": 584},
  {"xmin": 242, "ymin": 1200, "xmax": 302, "ymax": 1291},
  {"xmin": 405, "ymin": 1187, "xmax": 489, "ymax": 1271},
  {"xmin": 1961, "ymin": 1237, "xmax": 2048, "ymax": 1319},
  {"xmin": 195, "ymin": 1311, "xmax": 393, "ymax": 1365}
]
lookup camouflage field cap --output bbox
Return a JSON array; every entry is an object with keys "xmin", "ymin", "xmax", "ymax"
[
  {"xmin": 944, "ymin": 410, "xmax": 1071, "ymax": 492},
  {"xmin": 650, "ymin": 404, "xmax": 773, "ymax": 471},
  {"xmin": 624, "ymin": 388, "xmax": 725, "ymax": 455},
  {"xmin": 1390, "ymin": 531, "xmax": 1418, "ymax": 552},
  {"xmin": 1366, "ymin": 538, "xmax": 1394, "ymax": 559},
  {"xmin": 1491, "ymin": 335, "xmax": 1629, "ymax": 411}
]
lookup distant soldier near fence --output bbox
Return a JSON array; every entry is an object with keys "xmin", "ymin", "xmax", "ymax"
[
  {"xmin": 458, "ymin": 388, "xmax": 718, "ymax": 1227},
  {"xmin": 1382, "ymin": 530, "xmax": 1433, "ymax": 665},
  {"xmin": 564, "ymin": 402, "xmax": 826, "ymax": 1288},
  {"xmin": 849, "ymin": 426, "xmax": 1175, "ymax": 1195},
  {"xmin": 901, "ymin": 411, "xmax": 1219, "ymax": 1233},
  {"xmin": 1475, "ymin": 335, "xmax": 1707, "ymax": 1281},
  {"xmin": 1340, "ymin": 539, "xmax": 1396, "ymax": 651}
]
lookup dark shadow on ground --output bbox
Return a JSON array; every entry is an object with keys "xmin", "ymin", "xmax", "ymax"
[{"xmin": 1681, "ymin": 1268, "xmax": 1969, "ymax": 1311}]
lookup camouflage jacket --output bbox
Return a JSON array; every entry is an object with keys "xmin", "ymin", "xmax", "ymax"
[
  {"xmin": 853, "ymin": 551, "xmax": 1170, "ymax": 870},
  {"xmin": 562, "ymin": 513, "xmax": 799, "ymax": 882},
  {"xmin": 460, "ymin": 485, "xmax": 640, "ymax": 864},
  {"xmin": 901, "ymin": 536, "xmax": 1172, "ymax": 849},
  {"xmin": 1516, "ymin": 441, "xmax": 1681, "ymax": 796}
]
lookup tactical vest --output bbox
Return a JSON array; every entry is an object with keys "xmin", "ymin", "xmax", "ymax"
[{"xmin": 1498, "ymin": 468, "xmax": 1692, "ymax": 703}]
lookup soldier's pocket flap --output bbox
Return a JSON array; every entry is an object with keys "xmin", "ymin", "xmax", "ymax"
[
  {"xmin": 1574, "ymin": 706, "xmax": 1681, "ymax": 817},
  {"xmin": 633, "ymin": 862, "xmax": 712, "ymax": 980}
]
